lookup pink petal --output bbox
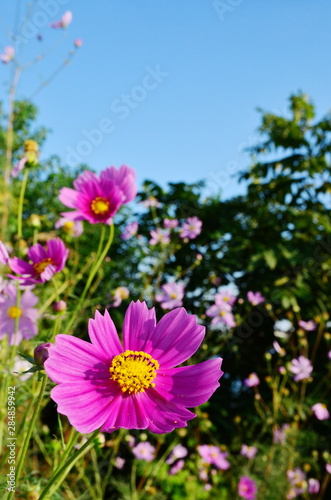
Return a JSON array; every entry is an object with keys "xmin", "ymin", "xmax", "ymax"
[
  {"xmin": 101, "ymin": 392, "xmax": 149, "ymax": 432},
  {"xmin": 144, "ymin": 308, "xmax": 205, "ymax": 368},
  {"xmin": 9, "ymin": 257, "xmax": 34, "ymax": 275},
  {"xmin": 154, "ymin": 358, "xmax": 223, "ymax": 407},
  {"xmin": 122, "ymin": 301, "xmax": 156, "ymax": 351},
  {"xmin": 44, "ymin": 334, "xmax": 111, "ymax": 384},
  {"xmin": 59, "ymin": 187, "xmax": 79, "ymax": 208},
  {"xmin": 28, "ymin": 244, "xmax": 48, "ymax": 263},
  {"xmin": 88, "ymin": 310, "xmax": 123, "ymax": 357}
]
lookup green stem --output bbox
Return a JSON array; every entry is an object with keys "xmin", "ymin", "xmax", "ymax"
[
  {"xmin": 101, "ymin": 428, "xmax": 125, "ymax": 497},
  {"xmin": 64, "ymin": 224, "xmax": 114, "ymax": 334},
  {"xmin": 6, "ymin": 374, "xmax": 48, "ymax": 500},
  {"xmin": 17, "ymin": 169, "xmax": 29, "ymax": 240},
  {"xmin": 38, "ymin": 429, "xmax": 100, "ymax": 500}
]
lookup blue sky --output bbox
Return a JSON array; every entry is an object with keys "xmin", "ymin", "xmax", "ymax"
[{"xmin": 1, "ymin": 0, "xmax": 331, "ymax": 198}]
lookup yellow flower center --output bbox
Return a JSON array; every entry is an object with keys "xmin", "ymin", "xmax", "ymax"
[
  {"xmin": 219, "ymin": 310, "xmax": 226, "ymax": 317},
  {"xmin": 33, "ymin": 257, "xmax": 54, "ymax": 274},
  {"xmin": 24, "ymin": 139, "xmax": 38, "ymax": 152},
  {"xmin": 117, "ymin": 287, "xmax": 129, "ymax": 299},
  {"xmin": 170, "ymin": 293, "xmax": 177, "ymax": 299},
  {"xmin": 109, "ymin": 350, "xmax": 159, "ymax": 394},
  {"xmin": 63, "ymin": 221, "xmax": 75, "ymax": 234},
  {"xmin": 7, "ymin": 306, "xmax": 22, "ymax": 319},
  {"xmin": 91, "ymin": 197, "xmax": 110, "ymax": 215}
]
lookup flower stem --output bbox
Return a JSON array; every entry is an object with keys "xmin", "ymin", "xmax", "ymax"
[
  {"xmin": 38, "ymin": 429, "xmax": 100, "ymax": 499},
  {"xmin": 17, "ymin": 169, "xmax": 29, "ymax": 240},
  {"xmin": 63, "ymin": 224, "xmax": 114, "ymax": 334},
  {"xmin": 6, "ymin": 373, "xmax": 48, "ymax": 500}
]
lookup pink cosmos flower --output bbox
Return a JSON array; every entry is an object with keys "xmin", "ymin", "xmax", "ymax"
[
  {"xmin": 163, "ymin": 218, "xmax": 178, "ymax": 229},
  {"xmin": 197, "ymin": 445, "xmax": 230, "ymax": 470},
  {"xmin": 142, "ymin": 196, "xmax": 160, "ymax": 208},
  {"xmin": 289, "ymin": 356, "xmax": 313, "ymax": 382},
  {"xmin": 298, "ymin": 320, "xmax": 317, "ymax": 331},
  {"xmin": 149, "ymin": 229, "xmax": 170, "ymax": 245},
  {"xmin": 215, "ymin": 289, "xmax": 237, "ymax": 307},
  {"xmin": 0, "ymin": 283, "xmax": 38, "ymax": 345},
  {"xmin": 169, "ymin": 459, "xmax": 185, "ymax": 475},
  {"xmin": 238, "ymin": 476, "xmax": 257, "ymax": 500},
  {"xmin": 114, "ymin": 456, "xmax": 125, "ymax": 469},
  {"xmin": 180, "ymin": 216, "xmax": 202, "ymax": 239},
  {"xmin": 247, "ymin": 291, "xmax": 265, "ymax": 306},
  {"xmin": 121, "ymin": 221, "xmax": 138, "ymax": 240},
  {"xmin": 311, "ymin": 403, "xmax": 329, "ymax": 420},
  {"xmin": 11, "ymin": 157, "xmax": 28, "ymax": 178},
  {"xmin": 166, "ymin": 444, "xmax": 188, "ymax": 465},
  {"xmin": 273, "ymin": 341, "xmax": 286, "ymax": 357},
  {"xmin": 55, "ymin": 217, "xmax": 84, "ymax": 237},
  {"xmin": 273, "ymin": 424, "xmax": 290, "ymax": 445},
  {"xmin": 206, "ymin": 302, "xmax": 236, "ymax": 328},
  {"xmin": 74, "ymin": 38, "xmax": 83, "ymax": 48},
  {"xmin": 51, "ymin": 10, "xmax": 73, "ymax": 29},
  {"xmin": 308, "ymin": 478, "xmax": 320, "ymax": 494},
  {"xmin": 1, "ymin": 46, "xmax": 15, "ymax": 63},
  {"xmin": 9, "ymin": 238, "xmax": 69, "ymax": 286},
  {"xmin": 240, "ymin": 444, "xmax": 258, "ymax": 459},
  {"xmin": 110, "ymin": 287, "xmax": 130, "ymax": 307},
  {"xmin": 132, "ymin": 441, "xmax": 155, "ymax": 462},
  {"xmin": 244, "ymin": 372, "xmax": 260, "ymax": 387},
  {"xmin": 155, "ymin": 282, "xmax": 185, "ymax": 310},
  {"xmin": 44, "ymin": 301, "xmax": 223, "ymax": 434},
  {"xmin": 326, "ymin": 463, "xmax": 331, "ymax": 474},
  {"xmin": 287, "ymin": 468, "xmax": 306, "ymax": 497},
  {"xmin": 59, "ymin": 166, "xmax": 137, "ymax": 225}
]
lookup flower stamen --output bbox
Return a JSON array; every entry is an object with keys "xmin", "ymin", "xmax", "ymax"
[
  {"xmin": 91, "ymin": 197, "xmax": 110, "ymax": 215},
  {"xmin": 33, "ymin": 258, "xmax": 54, "ymax": 274},
  {"xmin": 110, "ymin": 350, "xmax": 159, "ymax": 394},
  {"xmin": 7, "ymin": 306, "xmax": 22, "ymax": 319}
]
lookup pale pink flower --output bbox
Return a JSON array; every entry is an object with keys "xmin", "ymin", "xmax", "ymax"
[
  {"xmin": 51, "ymin": 10, "xmax": 73, "ymax": 29},
  {"xmin": 311, "ymin": 403, "xmax": 329, "ymax": 421},
  {"xmin": 166, "ymin": 444, "xmax": 188, "ymax": 465},
  {"xmin": 273, "ymin": 341, "xmax": 286, "ymax": 356},
  {"xmin": 110, "ymin": 287, "xmax": 129, "ymax": 307},
  {"xmin": 287, "ymin": 468, "xmax": 307, "ymax": 497},
  {"xmin": 132, "ymin": 442, "xmax": 155, "ymax": 462},
  {"xmin": 1, "ymin": 46, "xmax": 15, "ymax": 63},
  {"xmin": 114, "ymin": 457, "xmax": 125, "ymax": 469},
  {"xmin": 244, "ymin": 372, "xmax": 260, "ymax": 388},
  {"xmin": 197, "ymin": 445, "xmax": 230, "ymax": 470},
  {"xmin": 149, "ymin": 228, "xmax": 170, "ymax": 245},
  {"xmin": 55, "ymin": 217, "xmax": 83, "ymax": 237},
  {"xmin": 155, "ymin": 282, "xmax": 185, "ymax": 310},
  {"xmin": 142, "ymin": 196, "xmax": 160, "ymax": 208},
  {"xmin": 169, "ymin": 459, "xmax": 185, "ymax": 475},
  {"xmin": 326, "ymin": 463, "xmax": 331, "ymax": 474},
  {"xmin": 180, "ymin": 216, "xmax": 202, "ymax": 239},
  {"xmin": 215, "ymin": 289, "xmax": 237, "ymax": 307},
  {"xmin": 273, "ymin": 424, "xmax": 290, "ymax": 445},
  {"xmin": 206, "ymin": 303, "xmax": 236, "ymax": 328},
  {"xmin": 298, "ymin": 320, "xmax": 317, "ymax": 331},
  {"xmin": 247, "ymin": 291, "xmax": 265, "ymax": 306},
  {"xmin": 0, "ymin": 241, "xmax": 10, "ymax": 265},
  {"xmin": 163, "ymin": 218, "xmax": 178, "ymax": 229},
  {"xmin": 289, "ymin": 356, "xmax": 313, "ymax": 382},
  {"xmin": 120, "ymin": 221, "xmax": 138, "ymax": 240},
  {"xmin": 308, "ymin": 478, "xmax": 320, "ymax": 494},
  {"xmin": 240, "ymin": 444, "xmax": 258, "ymax": 459},
  {"xmin": 74, "ymin": 38, "xmax": 83, "ymax": 48}
]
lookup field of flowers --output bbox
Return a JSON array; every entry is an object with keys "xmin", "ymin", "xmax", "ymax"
[{"xmin": 1, "ymin": 6, "xmax": 331, "ymax": 500}]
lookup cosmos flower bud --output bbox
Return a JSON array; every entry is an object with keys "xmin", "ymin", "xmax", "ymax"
[
  {"xmin": 52, "ymin": 300, "xmax": 67, "ymax": 313},
  {"xmin": 34, "ymin": 343, "xmax": 52, "ymax": 366}
]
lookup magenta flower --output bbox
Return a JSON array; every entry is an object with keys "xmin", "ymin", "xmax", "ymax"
[
  {"xmin": 166, "ymin": 444, "xmax": 188, "ymax": 465},
  {"xmin": 163, "ymin": 218, "xmax": 178, "ymax": 229},
  {"xmin": 169, "ymin": 459, "xmax": 185, "ymax": 475},
  {"xmin": 120, "ymin": 221, "xmax": 138, "ymax": 240},
  {"xmin": 149, "ymin": 229, "xmax": 170, "ymax": 245},
  {"xmin": 59, "ymin": 166, "xmax": 137, "ymax": 225},
  {"xmin": 289, "ymin": 356, "xmax": 313, "ymax": 382},
  {"xmin": 9, "ymin": 238, "xmax": 69, "ymax": 286},
  {"xmin": 132, "ymin": 441, "xmax": 155, "ymax": 462},
  {"xmin": 298, "ymin": 320, "xmax": 317, "ymax": 331},
  {"xmin": 244, "ymin": 372, "xmax": 260, "ymax": 387},
  {"xmin": 240, "ymin": 444, "xmax": 258, "ymax": 459},
  {"xmin": 197, "ymin": 445, "xmax": 230, "ymax": 470},
  {"xmin": 51, "ymin": 10, "xmax": 73, "ymax": 29},
  {"xmin": 247, "ymin": 291, "xmax": 265, "ymax": 306},
  {"xmin": 180, "ymin": 216, "xmax": 202, "ymax": 239},
  {"xmin": 0, "ymin": 283, "xmax": 38, "ymax": 345},
  {"xmin": 1, "ymin": 46, "xmax": 15, "ymax": 63},
  {"xmin": 55, "ymin": 217, "xmax": 83, "ymax": 237},
  {"xmin": 311, "ymin": 403, "xmax": 329, "ymax": 420},
  {"xmin": 44, "ymin": 301, "xmax": 223, "ymax": 434},
  {"xmin": 155, "ymin": 282, "xmax": 185, "ymax": 310},
  {"xmin": 238, "ymin": 476, "xmax": 257, "ymax": 500}
]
